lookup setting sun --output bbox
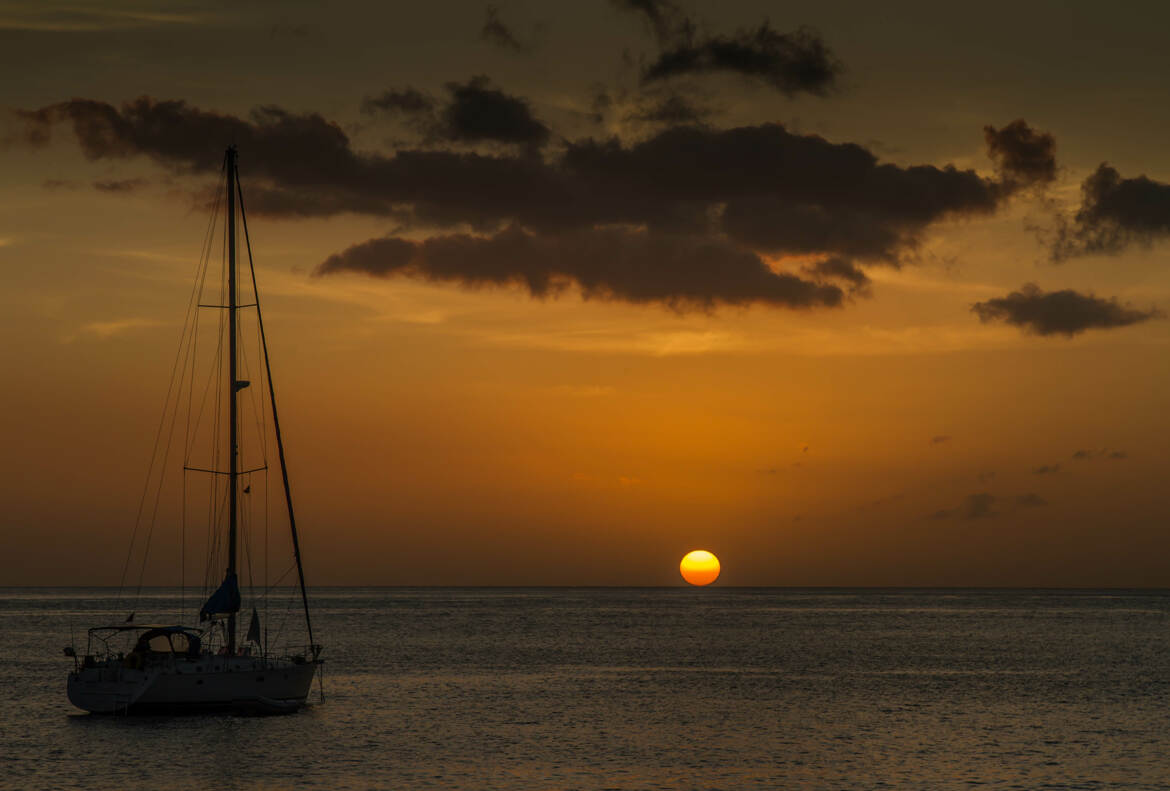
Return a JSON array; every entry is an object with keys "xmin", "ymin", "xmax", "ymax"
[{"xmin": 680, "ymin": 550, "xmax": 721, "ymax": 586}]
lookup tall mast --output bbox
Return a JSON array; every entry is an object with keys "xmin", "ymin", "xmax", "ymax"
[
  {"xmin": 226, "ymin": 145, "xmax": 239, "ymax": 655},
  {"xmin": 235, "ymin": 168, "xmax": 319, "ymax": 657}
]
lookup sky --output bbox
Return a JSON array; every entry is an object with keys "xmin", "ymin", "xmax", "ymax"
[{"xmin": 2, "ymin": 0, "xmax": 1170, "ymax": 586}]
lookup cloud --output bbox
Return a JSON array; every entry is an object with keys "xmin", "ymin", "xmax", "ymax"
[
  {"xmin": 644, "ymin": 22, "xmax": 841, "ymax": 96},
  {"xmin": 13, "ymin": 96, "xmax": 1054, "ymax": 311},
  {"xmin": 1014, "ymin": 493, "xmax": 1047, "ymax": 508},
  {"xmin": 931, "ymin": 491, "xmax": 1047, "ymax": 520},
  {"xmin": 562, "ymin": 122, "xmax": 1040, "ymax": 260},
  {"xmin": 802, "ymin": 257, "xmax": 871, "ymax": 295},
  {"xmin": 930, "ymin": 435, "xmax": 951, "ymax": 444},
  {"xmin": 625, "ymin": 93, "xmax": 713, "ymax": 126},
  {"xmin": 1032, "ymin": 464, "xmax": 1060, "ymax": 475},
  {"xmin": 1053, "ymin": 164, "xmax": 1170, "ymax": 259},
  {"xmin": 610, "ymin": 0, "xmax": 682, "ymax": 42},
  {"xmin": 481, "ymin": 6, "xmax": 532, "ymax": 53},
  {"xmin": 313, "ymin": 224, "xmax": 843, "ymax": 311},
  {"xmin": 983, "ymin": 119, "xmax": 1056, "ymax": 187},
  {"xmin": 362, "ymin": 77, "xmax": 549, "ymax": 149},
  {"xmin": 971, "ymin": 283, "xmax": 1161, "ymax": 336},
  {"xmin": 611, "ymin": 1, "xmax": 841, "ymax": 96},
  {"xmin": 1072, "ymin": 448, "xmax": 1128, "ymax": 461},
  {"xmin": 931, "ymin": 492, "xmax": 996, "ymax": 520},
  {"xmin": 361, "ymin": 88, "xmax": 435, "ymax": 116}
]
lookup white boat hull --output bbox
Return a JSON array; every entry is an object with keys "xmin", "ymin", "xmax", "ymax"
[{"xmin": 67, "ymin": 654, "xmax": 319, "ymax": 715}]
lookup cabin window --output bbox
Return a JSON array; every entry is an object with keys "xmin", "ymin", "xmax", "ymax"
[{"xmin": 148, "ymin": 635, "xmax": 173, "ymax": 652}]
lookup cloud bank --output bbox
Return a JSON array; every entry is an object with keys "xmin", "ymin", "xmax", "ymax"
[{"xmin": 13, "ymin": 95, "xmax": 1055, "ymax": 312}]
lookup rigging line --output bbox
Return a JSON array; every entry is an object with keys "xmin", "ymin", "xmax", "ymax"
[
  {"xmin": 258, "ymin": 562, "xmax": 296, "ymax": 596},
  {"xmin": 117, "ymin": 160, "xmax": 226, "ymax": 608},
  {"xmin": 132, "ymin": 165, "xmax": 230, "ymax": 609},
  {"xmin": 181, "ymin": 201, "xmax": 216, "ymax": 620},
  {"xmin": 237, "ymin": 167, "xmax": 318, "ymax": 654},
  {"xmin": 183, "ymin": 198, "xmax": 220, "ymax": 467},
  {"xmin": 177, "ymin": 188, "xmax": 220, "ymax": 620},
  {"xmin": 260, "ymin": 272, "xmax": 270, "ymax": 633},
  {"xmin": 241, "ymin": 472, "xmax": 257, "ymax": 604},
  {"xmin": 203, "ymin": 242, "xmax": 231, "ymax": 599},
  {"xmin": 236, "ymin": 319, "xmax": 269, "ymax": 462},
  {"xmin": 202, "ymin": 199, "xmax": 230, "ymax": 591},
  {"xmin": 203, "ymin": 476, "xmax": 231, "ymax": 594},
  {"xmin": 268, "ymin": 577, "xmax": 299, "ymax": 651},
  {"xmin": 185, "ymin": 293, "xmax": 228, "ymax": 467}
]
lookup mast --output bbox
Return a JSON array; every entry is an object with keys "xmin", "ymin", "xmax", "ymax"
[
  {"xmin": 226, "ymin": 145, "xmax": 239, "ymax": 655},
  {"xmin": 235, "ymin": 168, "xmax": 319, "ymax": 657}
]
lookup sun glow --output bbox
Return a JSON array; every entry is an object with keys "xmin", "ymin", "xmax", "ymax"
[{"xmin": 679, "ymin": 550, "xmax": 720, "ymax": 586}]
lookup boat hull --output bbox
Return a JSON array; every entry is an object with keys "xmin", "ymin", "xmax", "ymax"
[{"xmin": 67, "ymin": 655, "xmax": 319, "ymax": 715}]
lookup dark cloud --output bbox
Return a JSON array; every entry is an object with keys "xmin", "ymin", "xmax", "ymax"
[
  {"xmin": 610, "ymin": 1, "xmax": 840, "ymax": 96},
  {"xmin": 643, "ymin": 23, "xmax": 841, "ymax": 96},
  {"xmin": 13, "ymin": 95, "xmax": 1054, "ymax": 311},
  {"xmin": 1032, "ymin": 464, "xmax": 1060, "ymax": 475},
  {"xmin": 610, "ymin": 0, "xmax": 684, "ymax": 43},
  {"xmin": 930, "ymin": 435, "xmax": 951, "ymax": 444},
  {"xmin": 1053, "ymin": 164, "xmax": 1170, "ymax": 259},
  {"xmin": 481, "ymin": 6, "xmax": 532, "ymax": 54},
  {"xmin": 1014, "ymin": 493, "xmax": 1048, "ymax": 509},
  {"xmin": 802, "ymin": 257, "xmax": 870, "ymax": 295},
  {"xmin": 1072, "ymin": 448, "xmax": 1128, "ymax": 461},
  {"xmin": 962, "ymin": 493, "xmax": 996, "ymax": 519},
  {"xmin": 931, "ymin": 491, "xmax": 1046, "ymax": 520},
  {"xmin": 976, "ymin": 471, "xmax": 996, "ymax": 483},
  {"xmin": 625, "ymin": 93, "xmax": 712, "ymax": 126},
  {"xmin": 312, "ymin": 225, "xmax": 843, "ymax": 311},
  {"xmin": 931, "ymin": 492, "xmax": 996, "ymax": 520},
  {"xmin": 984, "ymin": 119, "xmax": 1056, "ymax": 187},
  {"xmin": 15, "ymin": 98, "xmax": 353, "ymax": 177},
  {"xmin": 972, "ymin": 283, "xmax": 1161, "ymax": 336},
  {"xmin": 362, "ymin": 77, "xmax": 549, "ymax": 149},
  {"xmin": 437, "ymin": 76, "xmax": 549, "ymax": 148},
  {"xmin": 564, "ymin": 123, "xmax": 1032, "ymax": 260},
  {"xmin": 361, "ymin": 89, "xmax": 435, "ymax": 116}
]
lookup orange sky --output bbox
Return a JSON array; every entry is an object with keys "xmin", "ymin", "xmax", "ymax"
[{"xmin": 2, "ymin": 0, "xmax": 1170, "ymax": 586}]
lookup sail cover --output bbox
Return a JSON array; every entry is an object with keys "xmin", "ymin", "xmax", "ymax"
[{"xmin": 199, "ymin": 572, "xmax": 241, "ymax": 621}]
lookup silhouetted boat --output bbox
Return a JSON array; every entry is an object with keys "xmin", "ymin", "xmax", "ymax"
[{"xmin": 65, "ymin": 147, "xmax": 321, "ymax": 715}]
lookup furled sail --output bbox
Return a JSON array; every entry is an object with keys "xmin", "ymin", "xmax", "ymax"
[{"xmin": 199, "ymin": 572, "xmax": 241, "ymax": 622}]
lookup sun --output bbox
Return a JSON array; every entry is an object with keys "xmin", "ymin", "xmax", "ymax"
[{"xmin": 679, "ymin": 550, "xmax": 720, "ymax": 586}]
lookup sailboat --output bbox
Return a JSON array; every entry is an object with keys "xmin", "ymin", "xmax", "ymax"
[{"xmin": 65, "ymin": 146, "xmax": 322, "ymax": 715}]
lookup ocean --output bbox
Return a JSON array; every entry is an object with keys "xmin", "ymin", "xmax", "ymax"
[{"xmin": 2, "ymin": 587, "xmax": 1168, "ymax": 790}]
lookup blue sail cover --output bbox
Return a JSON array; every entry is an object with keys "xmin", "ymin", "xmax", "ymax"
[{"xmin": 199, "ymin": 572, "xmax": 241, "ymax": 622}]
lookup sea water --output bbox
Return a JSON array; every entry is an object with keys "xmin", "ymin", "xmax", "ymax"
[{"xmin": 2, "ymin": 587, "xmax": 1168, "ymax": 790}]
